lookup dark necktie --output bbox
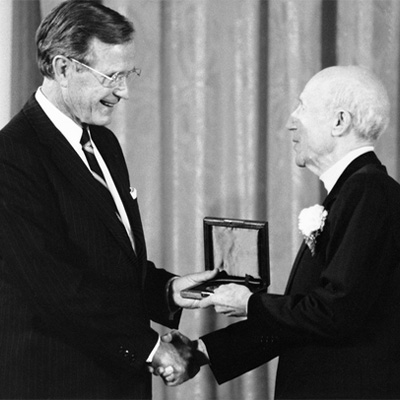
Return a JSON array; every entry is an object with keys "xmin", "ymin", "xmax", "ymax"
[{"xmin": 80, "ymin": 125, "xmax": 107, "ymax": 188}]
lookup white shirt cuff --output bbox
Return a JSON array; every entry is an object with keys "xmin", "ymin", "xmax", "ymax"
[
  {"xmin": 197, "ymin": 338, "xmax": 210, "ymax": 359},
  {"xmin": 146, "ymin": 336, "xmax": 161, "ymax": 363}
]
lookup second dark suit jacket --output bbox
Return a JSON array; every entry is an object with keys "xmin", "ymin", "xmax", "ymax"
[
  {"xmin": 202, "ymin": 152, "xmax": 400, "ymax": 399},
  {"xmin": 0, "ymin": 95, "xmax": 180, "ymax": 399}
]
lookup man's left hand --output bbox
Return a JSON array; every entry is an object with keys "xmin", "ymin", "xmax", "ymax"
[{"xmin": 171, "ymin": 269, "xmax": 219, "ymax": 309}]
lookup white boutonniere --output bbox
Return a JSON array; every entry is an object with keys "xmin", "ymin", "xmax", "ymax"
[{"xmin": 298, "ymin": 204, "xmax": 328, "ymax": 256}]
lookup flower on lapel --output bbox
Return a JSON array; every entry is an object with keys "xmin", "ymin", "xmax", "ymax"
[{"xmin": 298, "ymin": 204, "xmax": 328, "ymax": 256}]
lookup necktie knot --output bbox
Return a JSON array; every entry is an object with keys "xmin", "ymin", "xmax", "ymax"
[
  {"xmin": 81, "ymin": 125, "xmax": 94, "ymax": 153},
  {"xmin": 80, "ymin": 124, "xmax": 89, "ymax": 145}
]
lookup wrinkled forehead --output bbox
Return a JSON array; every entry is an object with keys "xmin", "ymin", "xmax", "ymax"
[{"xmin": 88, "ymin": 37, "xmax": 135, "ymax": 56}]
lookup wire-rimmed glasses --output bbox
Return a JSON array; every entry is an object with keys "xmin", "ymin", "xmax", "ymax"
[{"xmin": 69, "ymin": 58, "xmax": 141, "ymax": 88}]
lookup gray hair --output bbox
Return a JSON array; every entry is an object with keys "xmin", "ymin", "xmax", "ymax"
[{"xmin": 35, "ymin": 0, "xmax": 134, "ymax": 78}]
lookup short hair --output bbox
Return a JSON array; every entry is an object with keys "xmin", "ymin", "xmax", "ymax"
[
  {"xmin": 317, "ymin": 66, "xmax": 390, "ymax": 142},
  {"xmin": 35, "ymin": 0, "xmax": 135, "ymax": 78}
]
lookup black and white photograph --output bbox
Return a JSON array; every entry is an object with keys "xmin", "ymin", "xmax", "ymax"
[{"xmin": 0, "ymin": 1, "xmax": 399, "ymax": 399}]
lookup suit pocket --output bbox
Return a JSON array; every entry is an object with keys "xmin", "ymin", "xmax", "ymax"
[{"xmin": 130, "ymin": 187, "xmax": 137, "ymax": 200}]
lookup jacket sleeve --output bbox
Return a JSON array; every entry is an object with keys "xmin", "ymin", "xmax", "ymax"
[
  {"xmin": 99, "ymin": 127, "xmax": 182, "ymax": 330},
  {"xmin": 201, "ymin": 319, "xmax": 280, "ymax": 384},
  {"xmin": 143, "ymin": 261, "xmax": 182, "ymax": 328}
]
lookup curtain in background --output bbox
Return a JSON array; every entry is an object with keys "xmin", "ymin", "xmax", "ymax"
[
  {"xmin": 5, "ymin": 0, "xmax": 400, "ymax": 399},
  {"xmin": 0, "ymin": 2, "xmax": 12, "ymax": 127},
  {"xmin": 9, "ymin": 0, "xmax": 42, "ymax": 117}
]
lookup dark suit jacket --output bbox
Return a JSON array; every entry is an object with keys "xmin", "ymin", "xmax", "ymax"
[
  {"xmin": 0, "ymin": 95, "xmax": 180, "ymax": 399},
  {"xmin": 202, "ymin": 152, "xmax": 400, "ymax": 399}
]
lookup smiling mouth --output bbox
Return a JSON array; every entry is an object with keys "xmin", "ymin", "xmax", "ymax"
[{"xmin": 100, "ymin": 100, "xmax": 117, "ymax": 108}]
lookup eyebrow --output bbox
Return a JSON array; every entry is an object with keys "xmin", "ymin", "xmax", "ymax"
[{"xmin": 107, "ymin": 67, "xmax": 137, "ymax": 78}]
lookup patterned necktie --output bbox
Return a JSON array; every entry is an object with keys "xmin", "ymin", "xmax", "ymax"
[
  {"xmin": 80, "ymin": 125, "xmax": 107, "ymax": 188},
  {"xmin": 80, "ymin": 125, "xmax": 135, "ymax": 251}
]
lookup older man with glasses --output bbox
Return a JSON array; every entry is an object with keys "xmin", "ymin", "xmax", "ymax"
[{"xmin": 0, "ymin": 1, "xmax": 216, "ymax": 398}]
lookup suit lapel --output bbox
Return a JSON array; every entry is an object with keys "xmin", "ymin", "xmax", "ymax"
[
  {"xmin": 23, "ymin": 96, "xmax": 136, "ymax": 261},
  {"xmin": 90, "ymin": 126, "xmax": 147, "ymax": 260},
  {"xmin": 285, "ymin": 152, "xmax": 383, "ymax": 294},
  {"xmin": 284, "ymin": 242, "xmax": 307, "ymax": 294},
  {"xmin": 322, "ymin": 152, "xmax": 382, "ymax": 209}
]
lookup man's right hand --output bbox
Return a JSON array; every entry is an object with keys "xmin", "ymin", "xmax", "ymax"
[{"xmin": 149, "ymin": 330, "xmax": 200, "ymax": 386}]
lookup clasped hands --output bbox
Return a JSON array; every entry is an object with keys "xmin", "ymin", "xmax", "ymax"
[
  {"xmin": 149, "ymin": 330, "xmax": 207, "ymax": 386},
  {"xmin": 148, "ymin": 269, "xmax": 252, "ymax": 386}
]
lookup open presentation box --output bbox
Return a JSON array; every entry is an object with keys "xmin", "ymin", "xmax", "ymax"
[{"xmin": 181, "ymin": 217, "xmax": 270, "ymax": 299}]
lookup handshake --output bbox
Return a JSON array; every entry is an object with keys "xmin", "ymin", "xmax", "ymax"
[
  {"xmin": 147, "ymin": 268, "xmax": 253, "ymax": 386},
  {"xmin": 148, "ymin": 330, "xmax": 207, "ymax": 386}
]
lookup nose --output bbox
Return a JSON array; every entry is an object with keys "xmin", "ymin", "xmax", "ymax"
[
  {"xmin": 286, "ymin": 114, "xmax": 297, "ymax": 131},
  {"xmin": 113, "ymin": 80, "xmax": 129, "ymax": 100},
  {"xmin": 286, "ymin": 105, "xmax": 299, "ymax": 131},
  {"xmin": 285, "ymin": 118, "xmax": 294, "ymax": 132}
]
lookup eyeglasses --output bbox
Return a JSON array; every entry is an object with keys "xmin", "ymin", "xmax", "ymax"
[{"xmin": 69, "ymin": 58, "xmax": 141, "ymax": 88}]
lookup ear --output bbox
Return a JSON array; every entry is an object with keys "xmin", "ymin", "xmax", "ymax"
[
  {"xmin": 52, "ymin": 56, "xmax": 70, "ymax": 87},
  {"xmin": 332, "ymin": 110, "xmax": 351, "ymax": 137}
]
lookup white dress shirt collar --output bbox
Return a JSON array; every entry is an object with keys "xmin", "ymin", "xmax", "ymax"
[
  {"xmin": 320, "ymin": 146, "xmax": 375, "ymax": 194},
  {"xmin": 35, "ymin": 87, "xmax": 88, "ymax": 166},
  {"xmin": 35, "ymin": 88, "xmax": 82, "ymax": 144}
]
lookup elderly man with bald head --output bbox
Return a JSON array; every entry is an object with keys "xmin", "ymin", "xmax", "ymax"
[{"xmin": 157, "ymin": 66, "xmax": 400, "ymax": 399}]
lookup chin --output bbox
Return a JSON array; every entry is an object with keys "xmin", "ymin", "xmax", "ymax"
[
  {"xmin": 91, "ymin": 116, "xmax": 113, "ymax": 127},
  {"xmin": 294, "ymin": 156, "xmax": 306, "ymax": 168}
]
